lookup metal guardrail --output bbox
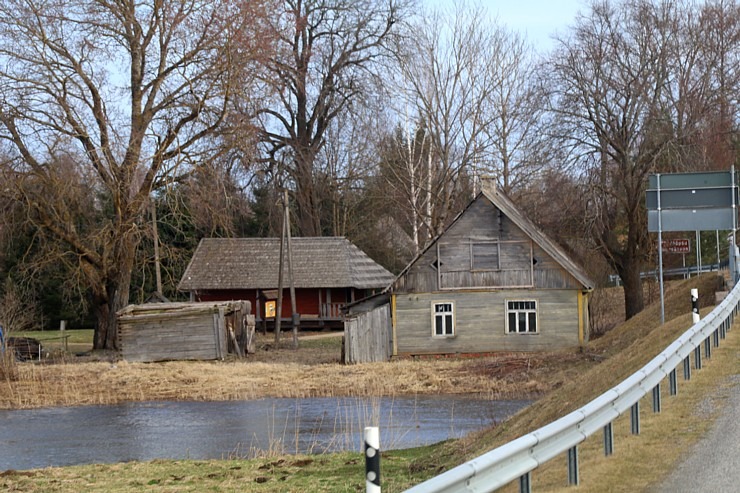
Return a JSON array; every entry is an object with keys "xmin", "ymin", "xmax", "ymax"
[
  {"xmin": 609, "ymin": 264, "xmax": 727, "ymax": 285},
  {"xmin": 404, "ymin": 281, "xmax": 739, "ymax": 493}
]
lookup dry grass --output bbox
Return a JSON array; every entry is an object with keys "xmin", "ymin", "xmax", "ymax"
[
  {"xmin": 0, "ymin": 353, "xmax": 553, "ymax": 410},
  {"xmin": 588, "ymin": 276, "xmax": 719, "ymax": 339},
  {"xmin": 0, "ymin": 330, "xmax": 562, "ymax": 409}
]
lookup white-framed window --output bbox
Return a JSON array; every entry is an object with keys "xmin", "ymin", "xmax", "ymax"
[
  {"xmin": 432, "ymin": 302, "xmax": 455, "ymax": 337},
  {"xmin": 506, "ymin": 300, "xmax": 538, "ymax": 334}
]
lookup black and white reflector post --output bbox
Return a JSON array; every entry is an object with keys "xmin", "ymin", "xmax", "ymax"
[
  {"xmin": 364, "ymin": 427, "xmax": 380, "ymax": 493},
  {"xmin": 691, "ymin": 288, "xmax": 699, "ymax": 324}
]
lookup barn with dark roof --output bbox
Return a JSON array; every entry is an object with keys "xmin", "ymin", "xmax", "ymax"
[{"xmin": 178, "ymin": 237, "xmax": 394, "ymax": 329}]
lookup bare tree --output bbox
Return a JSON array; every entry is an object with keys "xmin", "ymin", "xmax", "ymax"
[
  {"xmin": 481, "ymin": 30, "xmax": 552, "ymax": 194},
  {"xmin": 389, "ymin": 3, "xmax": 543, "ymax": 250},
  {"xmin": 547, "ymin": 0, "xmax": 681, "ymax": 319},
  {"xmin": 674, "ymin": 0, "xmax": 739, "ymax": 169},
  {"xmin": 317, "ymin": 102, "xmax": 383, "ymax": 238},
  {"xmin": 0, "ymin": 0, "xmax": 272, "ymax": 348},
  {"xmin": 252, "ymin": 0, "xmax": 412, "ymax": 237},
  {"xmin": 0, "ymin": 277, "xmax": 39, "ymax": 334}
]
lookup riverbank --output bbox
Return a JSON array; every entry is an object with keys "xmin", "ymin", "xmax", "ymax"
[{"xmin": 1, "ymin": 332, "xmax": 588, "ymax": 409}]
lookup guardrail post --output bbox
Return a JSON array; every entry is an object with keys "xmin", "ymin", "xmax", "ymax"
[
  {"xmin": 720, "ymin": 320, "xmax": 727, "ymax": 339},
  {"xmin": 713, "ymin": 328, "xmax": 720, "ymax": 347},
  {"xmin": 519, "ymin": 471, "xmax": 531, "ymax": 493},
  {"xmin": 364, "ymin": 427, "xmax": 380, "ymax": 493},
  {"xmin": 630, "ymin": 402, "xmax": 640, "ymax": 435},
  {"xmin": 683, "ymin": 355, "xmax": 691, "ymax": 380},
  {"xmin": 694, "ymin": 345, "xmax": 702, "ymax": 369},
  {"xmin": 604, "ymin": 422, "xmax": 614, "ymax": 456},
  {"xmin": 669, "ymin": 369, "xmax": 677, "ymax": 396},
  {"xmin": 704, "ymin": 337, "xmax": 711, "ymax": 359},
  {"xmin": 567, "ymin": 446, "xmax": 579, "ymax": 486},
  {"xmin": 652, "ymin": 384, "xmax": 661, "ymax": 413}
]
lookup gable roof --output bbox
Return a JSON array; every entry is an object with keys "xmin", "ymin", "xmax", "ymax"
[
  {"xmin": 391, "ymin": 182, "xmax": 594, "ymax": 291},
  {"xmin": 178, "ymin": 237, "xmax": 394, "ymax": 291},
  {"xmin": 481, "ymin": 185, "xmax": 594, "ymax": 290}
]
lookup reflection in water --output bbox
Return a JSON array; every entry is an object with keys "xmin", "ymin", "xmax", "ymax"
[{"xmin": 0, "ymin": 396, "xmax": 529, "ymax": 470}]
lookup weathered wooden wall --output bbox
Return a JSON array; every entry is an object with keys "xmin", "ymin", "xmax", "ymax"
[
  {"xmin": 343, "ymin": 304, "xmax": 392, "ymax": 363},
  {"xmin": 394, "ymin": 290, "xmax": 581, "ymax": 355},
  {"xmin": 394, "ymin": 196, "xmax": 581, "ymax": 292},
  {"xmin": 195, "ymin": 287, "xmax": 357, "ymax": 328},
  {"xmin": 118, "ymin": 302, "xmax": 252, "ymax": 362}
]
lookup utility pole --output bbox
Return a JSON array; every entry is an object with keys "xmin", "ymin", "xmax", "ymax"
[
  {"xmin": 151, "ymin": 201, "xmax": 165, "ymax": 300},
  {"xmin": 284, "ymin": 190, "xmax": 300, "ymax": 349},
  {"xmin": 274, "ymin": 200, "xmax": 286, "ymax": 344}
]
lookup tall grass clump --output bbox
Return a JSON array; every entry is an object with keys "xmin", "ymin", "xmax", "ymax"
[{"xmin": 0, "ymin": 349, "xmax": 19, "ymax": 381}]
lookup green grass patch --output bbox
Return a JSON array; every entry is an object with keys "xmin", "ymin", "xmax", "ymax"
[
  {"xmin": 14, "ymin": 329, "xmax": 94, "ymax": 354},
  {"xmin": 15, "ymin": 329, "xmax": 94, "ymax": 345},
  {"xmin": 300, "ymin": 335, "xmax": 343, "ymax": 350},
  {"xmin": 0, "ymin": 447, "xmax": 441, "ymax": 492}
]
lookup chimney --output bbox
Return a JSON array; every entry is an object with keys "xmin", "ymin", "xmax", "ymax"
[{"xmin": 480, "ymin": 175, "xmax": 497, "ymax": 195}]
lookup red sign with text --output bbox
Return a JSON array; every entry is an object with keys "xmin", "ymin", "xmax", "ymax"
[{"xmin": 662, "ymin": 239, "xmax": 690, "ymax": 254}]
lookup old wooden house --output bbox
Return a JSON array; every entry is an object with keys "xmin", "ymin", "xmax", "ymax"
[
  {"xmin": 389, "ymin": 180, "xmax": 594, "ymax": 356},
  {"xmin": 178, "ymin": 237, "xmax": 394, "ymax": 329}
]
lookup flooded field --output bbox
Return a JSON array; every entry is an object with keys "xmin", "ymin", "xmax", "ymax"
[{"xmin": 0, "ymin": 395, "xmax": 530, "ymax": 470}]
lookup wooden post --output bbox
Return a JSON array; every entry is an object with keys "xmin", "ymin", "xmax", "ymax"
[
  {"xmin": 60, "ymin": 320, "xmax": 67, "ymax": 352},
  {"xmin": 284, "ymin": 190, "xmax": 299, "ymax": 350},
  {"xmin": 151, "ymin": 202, "xmax": 163, "ymax": 296},
  {"xmin": 275, "ymin": 205, "xmax": 286, "ymax": 344},
  {"xmin": 245, "ymin": 314, "xmax": 256, "ymax": 354}
]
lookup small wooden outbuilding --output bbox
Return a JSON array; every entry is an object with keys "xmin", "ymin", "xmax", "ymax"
[
  {"xmin": 388, "ymin": 179, "xmax": 594, "ymax": 357},
  {"xmin": 117, "ymin": 301, "xmax": 254, "ymax": 362}
]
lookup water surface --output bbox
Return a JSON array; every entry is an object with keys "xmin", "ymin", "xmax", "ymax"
[{"xmin": 0, "ymin": 396, "xmax": 529, "ymax": 470}]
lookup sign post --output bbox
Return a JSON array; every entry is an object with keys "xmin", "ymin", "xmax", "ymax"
[
  {"xmin": 656, "ymin": 174, "xmax": 665, "ymax": 324},
  {"xmin": 647, "ymin": 168, "xmax": 738, "ymax": 323}
]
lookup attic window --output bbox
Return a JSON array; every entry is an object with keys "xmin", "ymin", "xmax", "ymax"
[
  {"xmin": 430, "ymin": 259, "xmax": 443, "ymax": 271},
  {"xmin": 471, "ymin": 241, "xmax": 500, "ymax": 270}
]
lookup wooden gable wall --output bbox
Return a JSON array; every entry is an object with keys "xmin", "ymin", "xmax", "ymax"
[{"xmin": 393, "ymin": 195, "xmax": 582, "ymax": 293}]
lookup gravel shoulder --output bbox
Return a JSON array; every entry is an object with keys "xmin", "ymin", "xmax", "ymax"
[{"xmin": 658, "ymin": 374, "xmax": 740, "ymax": 493}]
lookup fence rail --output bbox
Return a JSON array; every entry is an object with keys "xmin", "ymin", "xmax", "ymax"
[{"xmin": 404, "ymin": 280, "xmax": 739, "ymax": 493}]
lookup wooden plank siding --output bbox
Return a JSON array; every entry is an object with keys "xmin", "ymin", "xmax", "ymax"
[
  {"xmin": 119, "ymin": 310, "xmax": 225, "ymax": 362},
  {"xmin": 393, "ymin": 197, "xmax": 582, "ymax": 293},
  {"xmin": 344, "ymin": 304, "xmax": 392, "ymax": 363},
  {"xmin": 118, "ymin": 301, "xmax": 254, "ymax": 362},
  {"xmin": 393, "ymin": 290, "xmax": 581, "ymax": 355}
]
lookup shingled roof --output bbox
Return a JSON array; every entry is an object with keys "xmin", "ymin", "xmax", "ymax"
[{"xmin": 178, "ymin": 237, "xmax": 394, "ymax": 291}]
